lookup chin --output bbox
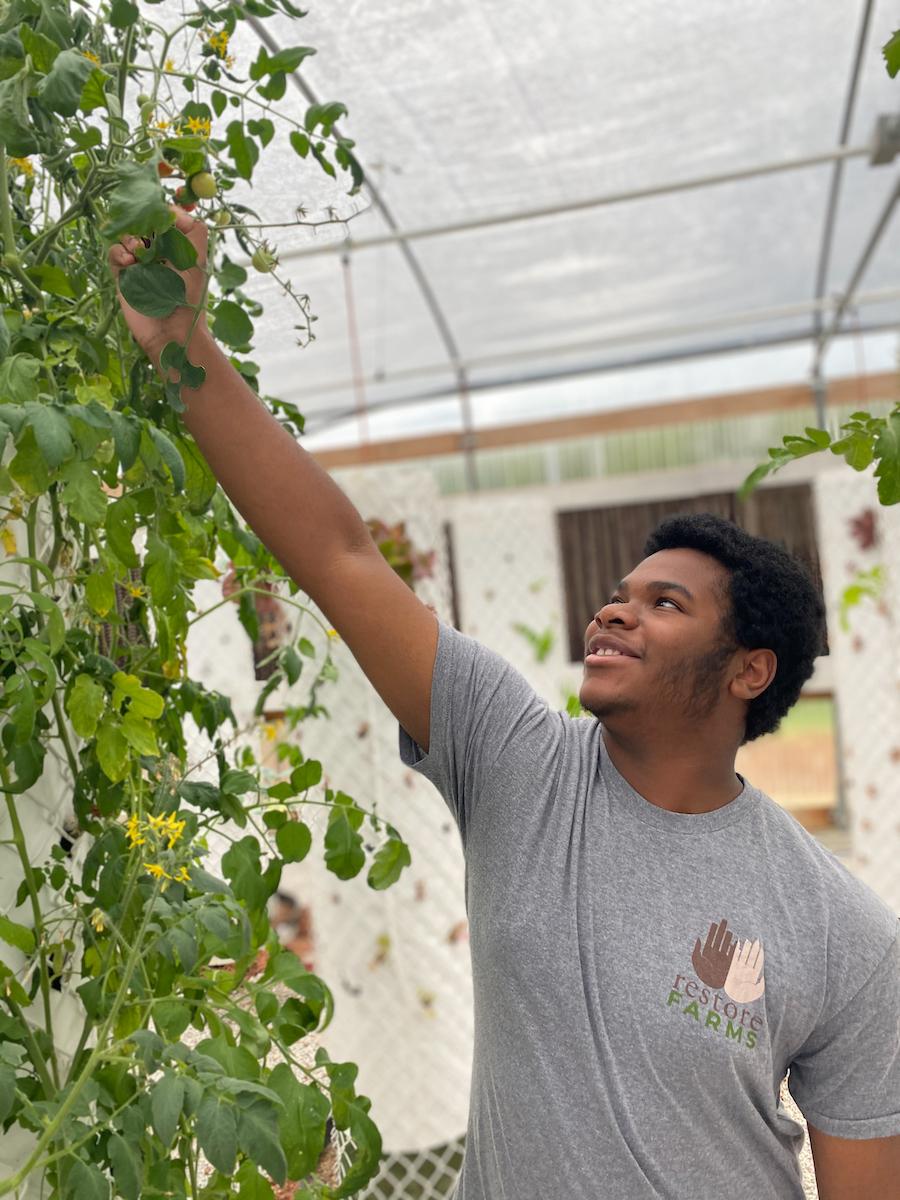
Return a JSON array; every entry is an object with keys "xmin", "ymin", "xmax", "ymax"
[{"xmin": 578, "ymin": 690, "xmax": 637, "ymax": 722}]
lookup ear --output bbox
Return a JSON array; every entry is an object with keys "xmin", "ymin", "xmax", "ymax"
[{"xmin": 729, "ymin": 648, "xmax": 777, "ymax": 702}]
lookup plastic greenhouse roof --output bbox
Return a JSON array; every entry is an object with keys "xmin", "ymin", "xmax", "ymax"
[{"xmin": 159, "ymin": 1, "xmax": 900, "ymax": 449}]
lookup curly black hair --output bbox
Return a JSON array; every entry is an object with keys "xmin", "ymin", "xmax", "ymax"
[{"xmin": 642, "ymin": 513, "xmax": 826, "ymax": 743}]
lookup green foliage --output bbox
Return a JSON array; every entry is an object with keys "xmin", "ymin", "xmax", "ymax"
[
  {"xmin": 511, "ymin": 621, "xmax": 555, "ymax": 663},
  {"xmin": 883, "ymin": 29, "xmax": 900, "ymax": 77},
  {"xmin": 742, "ymin": 409, "xmax": 900, "ymax": 506},
  {"xmin": 839, "ymin": 565, "xmax": 884, "ymax": 632},
  {"xmin": 0, "ymin": 1, "xmax": 406, "ymax": 1197}
]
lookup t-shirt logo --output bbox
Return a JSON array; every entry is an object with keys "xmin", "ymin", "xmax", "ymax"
[
  {"xmin": 666, "ymin": 918, "xmax": 766, "ymax": 1051},
  {"xmin": 693, "ymin": 918, "xmax": 766, "ymax": 1001}
]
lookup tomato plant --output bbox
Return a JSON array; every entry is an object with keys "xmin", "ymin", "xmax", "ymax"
[{"xmin": 0, "ymin": 2, "xmax": 396, "ymax": 1198}]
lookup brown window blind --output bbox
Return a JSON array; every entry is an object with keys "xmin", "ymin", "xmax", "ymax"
[{"xmin": 557, "ymin": 485, "xmax": 825, "ymax": 663}]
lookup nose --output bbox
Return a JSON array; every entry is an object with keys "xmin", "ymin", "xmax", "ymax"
[{"xmin": 594, "ymin": 599, "xmax": 637, "ymax": 628}]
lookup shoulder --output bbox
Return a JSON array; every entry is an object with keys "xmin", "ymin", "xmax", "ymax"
[{"xmin": 751, "ymin": 789, "xmax": 898, "ymax": 976}]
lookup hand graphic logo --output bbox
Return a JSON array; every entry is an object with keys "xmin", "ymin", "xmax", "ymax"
[
  {"xmin": 691, "ymin": 918, "xmax": 737, "ymax": 988},
  {"xmin": 724, "ymin": 938, "xmax": 765, "ymax": 1002}
]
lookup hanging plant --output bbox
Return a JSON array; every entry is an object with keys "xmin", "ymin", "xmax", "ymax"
[{"xmin": 0, "ymin": 1, "xmax": 402, "ymax": 1197}]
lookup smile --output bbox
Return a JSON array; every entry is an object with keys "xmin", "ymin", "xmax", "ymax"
[{"xmin": 584, "ymin": 651, "xmax": 636, "ymax": 665}]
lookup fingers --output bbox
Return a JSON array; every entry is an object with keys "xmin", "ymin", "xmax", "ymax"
[
  {"xmin": 172, "ymin": 204, "xmax": 209, "ymax": 261},
  {"xmin": 704, "ymin": 922, "xmax": 718, "ymax": 954},
  {"xmin": 108, "ymin": 241, "xmax": 137, "ymax": 276}
]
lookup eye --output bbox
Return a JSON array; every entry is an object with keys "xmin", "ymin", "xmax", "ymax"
[{"xmin": 656, "ymin": 597, "xmax": 680, "ymax": 610}]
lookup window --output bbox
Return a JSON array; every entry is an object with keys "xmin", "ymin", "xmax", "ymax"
[{"xmin": 556, "ymin": 484, "xmax": 824, "ymax": 662}]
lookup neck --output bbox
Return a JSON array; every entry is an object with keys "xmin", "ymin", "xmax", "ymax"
[{"xmin": 601, "ymin": 724, "xmax": 743, "ymax": 814}]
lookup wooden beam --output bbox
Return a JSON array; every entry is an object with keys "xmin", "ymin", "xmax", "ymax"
[{"xmin": 309, "ymin": 372, "xmax": 898, "ymax": 469}]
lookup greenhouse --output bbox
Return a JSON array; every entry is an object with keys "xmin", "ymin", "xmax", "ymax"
[{"xmin": 0, "ymin": 1, "xmax": 898, "ymax": 1198}]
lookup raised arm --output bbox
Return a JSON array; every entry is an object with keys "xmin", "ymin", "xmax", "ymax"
[{"xmin": 110, "ymin": 210, "xmax": 438, "ymax": 751}]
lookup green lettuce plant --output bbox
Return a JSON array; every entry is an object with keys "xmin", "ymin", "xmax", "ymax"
[{"xmin": 0, "ymin": 2, "xmax": 406, "ymax": 1197}]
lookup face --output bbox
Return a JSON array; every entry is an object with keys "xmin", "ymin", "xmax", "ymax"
[{"xmin": 579, "ymin": 548, "xmax": 740, "ymax": 729}]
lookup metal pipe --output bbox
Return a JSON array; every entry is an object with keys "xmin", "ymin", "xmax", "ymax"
[
  {"xmin": 245, "ymin": 16, "xmax": 480, "ymax": 491},
  {"xmin": 274, "ymin": 145, "xmax": 872, "ymax": 263},
  {"xmin": 812, "ymin": 176, "xmax": 900, "ymax": 372},
  {"xmin": 289, "ymin": 284, "xmax": 900, "ymax": 400},
  {"xmin": 304, "ymin": 321, "xmax": 897, "ymax": 435},
  {"xmin": 811, "ymin": 0, "xmax": 875, "ymax": 341}
]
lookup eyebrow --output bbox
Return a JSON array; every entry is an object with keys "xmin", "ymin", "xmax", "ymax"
[{"xmin": 613, "ymin": 579, "xmax": 696, "ymax": 602}]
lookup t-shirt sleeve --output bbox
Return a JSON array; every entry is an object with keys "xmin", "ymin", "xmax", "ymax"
[
  {"xmin": 398, "ymin": 620, "xmax": 554, "ymax": 840},
  {"xmin": 787, "ymin": 928, "xmax": 900, "ymax": 1139}
]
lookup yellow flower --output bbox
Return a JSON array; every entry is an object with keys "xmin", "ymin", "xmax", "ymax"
[
  {"xmin": 153, "ymin": 119, "xmax": 171, "ymax": 131},
  {"xmin": 185, "ymin": 115, "xmax": 211, "ymax": 138},
  {"xmin": 82, "ymin": 50, "xmax": 100, "ymax": 65},
  {"xmin": 165, "ymin": 816, "xmax": 187, "ymax": 849},
  {"xmin": 175, "ymin": 866, "xmax": 191, "ymax": 884},
  {"xmin": 90, "ymin": 909, "xmax": 106, "ymax": 933},
  {"xmin": 1, "ymin": 526, "xmax": 17, "ymax": 555},
  {"xmin": 146, "ymin": 814, "xmax": 166, "ymax": 833},
  {"xmin": 225, "ymin": 55, "xmax": 235, "ymax": 69},
  {"xmin": 8, "ymin": 157, "xmax": 33, "ymax": 176},
  {"xmin": 126, "ymin": 814, "xmax": 146, "ymax": 848},
  {"xmin": 165, "ymin": 58, "xmax": 175, "ymax": 71},
  {"xmin": 206, "ymin": 30, "xmax": 230, "ymax": 58},
  {"xmin": 263, "ymin": 722, "xmax": 278, "ymax": 741},
  {"xmin": 143, "ymin": 862, "xmax": 172, "ymax": 880},
  {"xmin": 125, "ymin": 582, "xmax": 146, "ymax": 598}
]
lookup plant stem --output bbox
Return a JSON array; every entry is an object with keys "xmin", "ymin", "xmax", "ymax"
[
  {"xmin": 1, "ymin": 993, "xmax": 56, "ymax": 1095},
  {"xmin": 0, "ymin": 759, "xmax": 58, "ymax": 1086},
  {"xmin": 24, "ymin": 502, "xmax": 81, "ymax": 785},
  {"xmin": 117, "ymin": 25, "xmax": 136, "ymax": 112},
  {"xmin": 0, "ymin": 145, "xmax": 43, "ymax": 306},
  {"xmin": 64, "ymin": 856, "xmax": 142, "ymax": 1085},
  {"xmin": 0, "ymin": 877, "xmax": 164, "ymax": 1197}
]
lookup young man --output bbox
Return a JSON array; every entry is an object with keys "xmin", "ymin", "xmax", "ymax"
[{"xmin": 111, "ymin": 212, "xmax": 900, "ymax": 1199}]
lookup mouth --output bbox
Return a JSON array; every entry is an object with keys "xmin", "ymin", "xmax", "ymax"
[
  {"xmin": 584, "ymin": 650, "xmax": 637, "ymax": 667},
  {"xmin": 584, "ymin": 636, "xmax": 639, "ymax": 665}
]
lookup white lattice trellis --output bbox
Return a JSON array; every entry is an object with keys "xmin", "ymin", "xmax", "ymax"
[{"xmin": 814, "ymin": 468, "xmax": 900, "ymax": 911}]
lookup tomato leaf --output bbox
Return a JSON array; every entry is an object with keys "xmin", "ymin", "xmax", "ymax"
[
  {"xmin": 26, "ymin": 402, "xmax": 74, "ymax": 469},
  {"xmin": 0, "ymin": 65, "xmax": 38, "ymax": 156},
  {"xmin": 19, "ymin": 27, "xmax": 60, "ymax": 74},
  {"xmin": 119, "ymin": 262, "xmax": 186, "ymax": 318},
  {"xmin": 37, "ymin": 48, "xmax": 94, "ymax": 116},
  {"xmin": 367, "ymin": 836, "xmax": 411, "ymax": 891},
  {"xmin": 873, "ymin": 412, "xmax": 900, "ymax": 505},
  {"xmin": 289, "ymin": 131, "xmax": 309, "ymax": 158},
  {"xmin": 104, "ymin": 161, "xmax": 173, "ymax": 239},
  {"xmin": 212, "ymin": 300, "xmax": 253, "ymax": 348},
  {"xmin": 324, "ymin": 804, "xmax": 364, "ymax": 880},
  {"xmin": 110, "ymin": 0, "xmax": 139, "ymax": 28},
  {"xmin": 0, "ymin": 914, "xmax": 35, "ymax": 955},
  {"xmin": 66, "ymin": 673, "xmax": 107, "ymax": 739},
  {"xmin": 226, "ymin": 121, "xmax": 258, "ymax": 180},
  {"xmin": 154, "ymin": 227, "xmax": 198, "ymax": 270},
  {"xmin": 276, "ymin": 821, "xmax": 311, "ymax": 863},
  {"xmin": 0, "ymin": 355, "xmax": 41, "ymax": 404},
  {"xmin": 883, "ymin": 29, "xmax": 900, "ymax": 77}
]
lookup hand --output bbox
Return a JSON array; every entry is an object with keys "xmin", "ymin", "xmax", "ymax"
[
  {"xmin": 692, "ymin": 918, "xmax": 737, "ymax": 988},
  {"xmin": 107, "ymin": 207, "xmax": 210, "ymax": 364},
  {"xmin": 724, "ymin": 938, "xmax": 765, "ymax": 1002}
]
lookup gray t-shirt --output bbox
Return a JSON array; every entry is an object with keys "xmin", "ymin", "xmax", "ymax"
[{"xmin": 398, "ymin": 621, "xmax": 900, "ymax": 1199}]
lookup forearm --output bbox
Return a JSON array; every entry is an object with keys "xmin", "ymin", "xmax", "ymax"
[{"xmin": 172, "ymin": 333, "xmax": 373, "ymax": 592}]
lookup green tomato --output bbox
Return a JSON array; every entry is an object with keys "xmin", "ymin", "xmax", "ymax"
[
  {"xmin": 212, "ymin": 210, "xmax": 231, "ymax": 227},
  {"xmin": 136, "ymin": 93, "xmax": 153, "ymax": 106},
  {"xmin": 251, "ymin": 246, "xmax": 277, "ymax": 273},
  {"xmin": 189, "ymin": 171, "xmax": 217, "ymax": 199}
]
